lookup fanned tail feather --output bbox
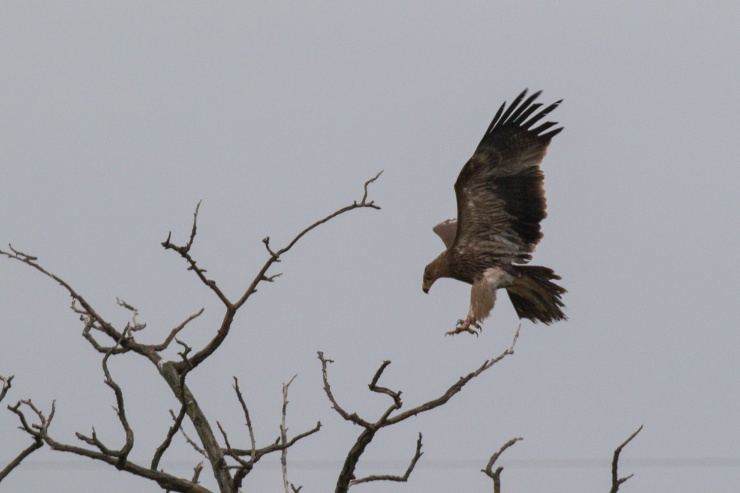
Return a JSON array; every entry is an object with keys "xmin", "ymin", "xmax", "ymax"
[{"xmin": 506, "ymin": 265, "xmax": 567, "ymax": 324}]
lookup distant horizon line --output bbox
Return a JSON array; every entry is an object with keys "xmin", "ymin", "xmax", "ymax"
[{"xmin": 7, "ymin": 456, "xmax": 739, "ymax": 470}]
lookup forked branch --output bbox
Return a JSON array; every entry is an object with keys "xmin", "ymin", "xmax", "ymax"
[
  {"xmin": 482, "ymin": 437, "xmax": 523, "ymax": 493},
  {"xmin": 75, "ymin": 331, "xmax": 134, "ymax": 469},
  {"xmin": 8, "ymin": 399, "xmax": 210, "ymax": 492},
  {"xmin": 161, "ymin": 201, "xmax": 230, "ymax": 306},
  {"xmin": 220, "ymin": 376, "xmax": 321, "ymax": 492},
  {"xmin": 0, "ymin": 376, "xmax": 44, "ymax": 482},
  {"xmin": 610, "ymin": 425, "xmax": 643, "ymax": 493},
  {"xmin": 0, "ymin": 246, "xmax": 136, "ymax": 354},
  {"xmin": 320, "ymin": 325, "xmax": 521, "ymax": 493},
  {"xmin": 171, "ymin": 171, "xmax": 383, "ymax": 374},
  {"xmin": 350, "ymin": 433, "xmax": 423, "ymax": 486}
]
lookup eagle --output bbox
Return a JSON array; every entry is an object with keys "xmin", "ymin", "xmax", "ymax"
[{"xmin": 422, "ymin": 89, "xmax": 567, "ymax": 336}]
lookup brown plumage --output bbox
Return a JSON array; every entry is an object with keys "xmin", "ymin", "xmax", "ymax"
[{"xmin": 422, "ymin": 89, "xmax": 567, "ymax": 335}]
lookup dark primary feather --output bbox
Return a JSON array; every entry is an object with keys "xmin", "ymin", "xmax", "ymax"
[{"xmin": 450, "ymin": 89, "xmax": 563, "ymax": 273}]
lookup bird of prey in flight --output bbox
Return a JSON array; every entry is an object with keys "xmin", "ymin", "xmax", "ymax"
[{"xmin": 422, "ymin": 89, "xmax": 567, "ymax": 336}]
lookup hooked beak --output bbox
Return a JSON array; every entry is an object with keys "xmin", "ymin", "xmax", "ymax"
[
  {"xmin": 422, "ymin": 280, "xmax": 431, "ymax": 294},
  {"xmin": 423, "ymin": 286, "xmax": 429, "ymax": 294}
]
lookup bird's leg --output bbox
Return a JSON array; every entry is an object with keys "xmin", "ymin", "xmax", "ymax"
[{"xmin": 446, "ymin": 318, "xmax": 481, "ymax": 337}]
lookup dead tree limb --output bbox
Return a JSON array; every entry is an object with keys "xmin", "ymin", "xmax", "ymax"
[
  {"xmin": 320, "ymin": 325, "xmax": 521, "ymax": 493},
  {"xmin": 220, "ymin": 377, "xmax": 321, "ymax": 492},
  {"xmin": 351, "ymin": 432, "xmax": 423, "ymax": 485},
  {"xmin": 0, "ymin": 376, "xmax": 44, "ymax": 482},
  {"xmin": 0, "ymin": 173, "xmax": 381, "ymax": 492},
  {"xmin": 7, "ymin": 399, "xmax": 210, "ymax": 492},
  {"xmin": 0, "ymin": 375, "xmax": 13, "ymax": 403},
  {"xmin": 482, "ymin": 437, "xmax": 523, "ymax": 493},
  {"xmin": 281, "ymin": 375, "xmax": 298, "ymax": 493},
  {"xmin": 75, "ymin": 331, "xmax": 134, "ymax": 469},
  {"xmin": 164, "ymin": 171, "xmax": 383, "ymax": 374},
  {"xmin": 610, "ymin": 425, "xmax": 643, "ymax": 493}
]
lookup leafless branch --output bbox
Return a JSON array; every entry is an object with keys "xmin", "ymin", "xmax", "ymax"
[
  {"xmin": 387, "ymin": 324, "xmax": 520, "ymax": 425},
  {"xmin": 0, "ymin": 376, "xmax": 44, "ymax": 482},
  {"xmin": 151, "ymin": 405, "xmax": 188, "ymax": 471},
  {"xmin": 1, "ymin": 249, "xmax": 165, "ymax": 365},
  {"xmin": 281, "ymin": 375, "xmax": 298, "ymax": 493},
  {"xmin": 1, "ymin": 247, "xmax": 127, "ymax": 347},
  {"xmin": 0, "ymin": 437, "xmax": 43, "ymax": 482},
  {"xmin": 482, "ymin": 437, "xmax": 523, "ymax": 493},
  {"xmin": 224, "ymin": 422, "xmax": 322, "ymax": 460},
  {"xmin": 8, "ymin": 399, "xmax": 210, "ymax": 492},
  {"xmin": 0, "ymin": 375, "xmax": 13, "ymax": 402},
  {"xmin": 217, "ymin": 421, "xmax": 251, "ymax": 473},
  {"xmin": 322, "ymin": 325, "xmax": 520, "ymax": 493},
  {"xmin": 191, "ymin": 461, "xmax": 204, "ymax": 484},
  {"xmin": 351, "ymin": 432, "xmax": 423, "ymax": 485},
  {"xmin": 232, "ymin": 377, "xmax": 257, "ymax": 463},
  {"xmin": 317, "ymin": 352, "xmax": 372, "ymax": 428},
  {"xmin": 164, "ymin": 173, "xmax": 382, "ymax": 377},
  {"xmin": 151, "ymin": 308, "xmax": 205, "ymax": 352},
  {"xmin": 75, "ymin": 330, "xmax": 135, "ymax": 469},
  {"xmin": 610, "ymin": 425, "xmax": 643, "ymax": 493},
  {"xmin": 219, "ymin": 376, "xmax": 321, "ymax": 490},
  {"xmin": 117, "ymin": 298, "xmax": 147, "ymax": 332},
  {"xmin": 368, "ymin": 361, "xmax": 402, "ymax": 408},
  {"xmin": 233, "ymin": 171, "xmax": 383, "ymax": 311},
  {"xmin": 3, "ymin": 175, "xmax": 384, "ymax": 490},
  {"xmin": 170, "ymin": 409, "xmax": 207, "ymax": 458},
  {"xmin": 161, "ymin": 201, "xmax": 231, "ymax": 307}
]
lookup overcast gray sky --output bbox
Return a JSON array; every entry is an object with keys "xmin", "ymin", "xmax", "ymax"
[{"xmin": 1, "ymin": 2, "xmax": 738, "ymax": 492}]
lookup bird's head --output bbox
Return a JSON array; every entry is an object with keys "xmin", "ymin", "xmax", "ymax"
[
  {"xmin": 422, "ymin": 253, "xmax": 449, "ymax": 293},
  {"xmin": 422, "ymin": 267, "xmax": 435, "ymax": 294}
]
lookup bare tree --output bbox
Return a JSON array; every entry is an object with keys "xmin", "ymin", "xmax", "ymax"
[
  {"xmin": 1, "ymin": 174, "xmax": 379, "ymax": 492},
  {"xmin": 1, "ymin": 173, "xmax": 644, "ymax": 492}
]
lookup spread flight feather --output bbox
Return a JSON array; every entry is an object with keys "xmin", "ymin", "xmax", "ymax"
[{"xmin": 422, "ymin": 89, "xmax": 567, "ymax": 335}]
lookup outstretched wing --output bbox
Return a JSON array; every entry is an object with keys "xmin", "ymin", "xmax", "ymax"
[{"xmin": 452, "ymin": 89, "xmax": 562, "ymax": 264}]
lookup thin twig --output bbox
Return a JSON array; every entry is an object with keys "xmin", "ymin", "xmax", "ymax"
[
  {"xmin": 385, "ymin": 324, "xmax": 520, "ymax": 425},
  {"xmin": 0, "ymin": 376, "xmax": 45, "ymax": 482},
  {"xmin": 9, "ymin": 399, "xmax": 210, "ymax": 492},
  {"xmin": 116, "ymin": 298, "xmax": 146, "ymax": 332},
  {"xmin": 317, "ymin": 352, "xmax": 372, "ymax": 427},
  {"xmin": 0, "ymin": 246, "xmax": 138, "ymax": 353},
  {"xmin": 368, "ymin": 361, "xmax": 402, "ymax": 407},
  {"xmin": 175, "ymin": 413, "xmax": 207, "ymax": 459},
  {"xmin": 217, "ymin": 421, "xmax": 250, "ymax": 470},
  {"xmin": 75, "ymin": 329, "xmax": 134, "ymax": 468},
  {"xmin": 161, "ymin": 201, "xmax": 231, "ymax": 307},
  {"xmin": 281, "ymin": 375, "xmax": 298, "ymax": 493},
  {"xmin": 226, "ymin": 422, "xmax": 322, "ymax": 459},
  {"xmin": 0, "ymin": 375, "xmax": 13, "ymax": 402},
  {"xmin": 232, "ymin": 377, "xmax": 257, "ymax": 462},
  {"xmin": 167, "ymin": 173, "xmax": 382, "ymax": 376},
  {"xmin": 233, "ymin": 171, "xmax": 383, "ymax": 311},
  {"xmin": 610, "ymin": 425, "xmax": 643, "ymax": 493},
  {"xmin": 152, "ymin": 308, "xmax": 205, "ymax": 351},
  {"xmin": 324, "ymin": 325, "xmax": 521, "ymax": 493},
  {"xmin": 351, "ymin": 432, "xmax": 423, "ymax": 485},
  {"xmin": 151, "ymin": 406, "xmax": 187, "ymax": 471}
]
